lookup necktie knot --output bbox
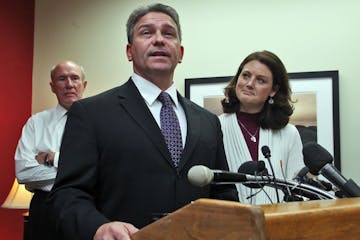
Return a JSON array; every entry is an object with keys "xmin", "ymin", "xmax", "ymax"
[{"xmin": 158, "ymin": 91, "xmax": 173, "ymax": 107}]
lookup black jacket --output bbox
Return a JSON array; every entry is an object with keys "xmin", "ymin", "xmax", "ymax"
[{"xmin": 48, "ymin": 79, "xmax": 238, "ymax": 239}]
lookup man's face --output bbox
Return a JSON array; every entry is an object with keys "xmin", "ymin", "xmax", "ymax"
[
  {"xmin": 126, "ymin": 12, "xmax": 184, "ymax": 79},
  {"xmin": 50, "ymin": 61, "xmax": 87, "ymax": 109}
]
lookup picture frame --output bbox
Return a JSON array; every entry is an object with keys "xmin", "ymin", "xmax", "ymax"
[{"xmin": 185, "ymin": 71, "xmax": 340, "ymax": 170}]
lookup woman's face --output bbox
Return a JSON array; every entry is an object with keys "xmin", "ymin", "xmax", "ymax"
[{"xmin": 235, "ymin": 60, "xmax": 278, "ymax": 113}]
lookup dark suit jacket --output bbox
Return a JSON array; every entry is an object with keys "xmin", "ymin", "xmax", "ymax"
[{"xmin": 49, "ymin": 79, "xmax": 238, "ymax": 239}]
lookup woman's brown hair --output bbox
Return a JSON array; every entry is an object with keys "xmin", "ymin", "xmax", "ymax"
[{"xmin": 221, "ymin": 50, "xmax": 294, "ymax": 129}]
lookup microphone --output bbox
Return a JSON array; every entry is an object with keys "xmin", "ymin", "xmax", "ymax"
[
  {"xmin": 303, "ymin": 142, "xmax": 360, "ymax": 197},
  {"xmin": 238, "ymin": 160, "xmax": 268, "ymax": 188},
  {"xmin": 261, "ymin": 146, "xmax": 280, "ymax": 203},
  {"xmin": 238, "ymin": 160, "xmax": 273, "ymax": 202},
  {"xmin": 187, "ymin": 165, "xmax": 267, "ymax": 187},
  {"xmin": 187, "ymin": 165, "xmax": 336, "ymax": 200},
  {"xmin": 294, "ymin": 166, "xmax": 333, "ymax": 191}
]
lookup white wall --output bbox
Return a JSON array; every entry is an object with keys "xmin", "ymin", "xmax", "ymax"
[{"xmin": 34, "ymin": 0, "xmax": 360, "ymax": 183}]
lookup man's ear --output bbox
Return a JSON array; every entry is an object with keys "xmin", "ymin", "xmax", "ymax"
[
  {"xmin": 50, "ymin": 81, "xmax": 55, "ymax": 93},
  {"xmin": 126, "ymin": 44, "xmax": 133, "ymax": 61},
  {"xmin": 178, "ymin": 45, "xmax": 184, "ymax": 63}
]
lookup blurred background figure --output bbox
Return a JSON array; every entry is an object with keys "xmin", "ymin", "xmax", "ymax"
[{"xmin": 15, "ymin": 60, "xmax": 87, "ymax": 240}]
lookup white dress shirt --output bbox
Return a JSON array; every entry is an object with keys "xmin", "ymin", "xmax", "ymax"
[
  {"xmin": 15, "ymin": 104, "xmax": 67, "ymax": 192},
  {"xmin": 131, "ymin": 73, "xmax": 187, "ymax": 146}
]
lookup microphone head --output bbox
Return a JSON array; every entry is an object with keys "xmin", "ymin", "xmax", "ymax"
[
  {"xmin": 187, "ymin": 165, "xmax": 213, "ymax": 187},
  {"xmin": 238, "ymin": 160, "xmax": 268, "ymax": 188},
  {"xmin": 303, "ymin": 142, "xmax": 333, "ymax": 175},
  {"xmin": 238, "ymin": 160, "xmax": 267, "ymax": 175},
  {"xmin": 261, "ymin": 145, "xmax": 271, "ymax": 158}
]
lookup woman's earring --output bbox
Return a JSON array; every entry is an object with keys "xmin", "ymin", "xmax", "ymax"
[
  {"xmin": 224, "ymin": 97, "xmax": 229, "ymax": 103},
  {"xmin": 268, "ymin": 97, "xmax": 274, "ymax": 105}
]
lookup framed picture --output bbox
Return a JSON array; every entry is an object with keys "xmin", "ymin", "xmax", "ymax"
[{"xmin": 185, "ymin": 71, "xmax": 340, "ymax": 170}]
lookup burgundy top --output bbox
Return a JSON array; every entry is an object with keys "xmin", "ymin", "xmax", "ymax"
[{"xmin": 236, "ymin": 111, "xmax": 260, "ymax": 160}]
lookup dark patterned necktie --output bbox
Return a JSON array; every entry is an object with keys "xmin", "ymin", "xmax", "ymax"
[{"xmin": 158, "ymin": 91, "xmax": 183, "ymax": 167}]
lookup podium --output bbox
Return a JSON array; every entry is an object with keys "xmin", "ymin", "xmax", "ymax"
[
  {"xmin": 261, "ymin": 197, "xmax": 360, "ymax": 239},
  {"xmin": 131, "ymin": 198, "xmax": 360, "ymax": 240}
]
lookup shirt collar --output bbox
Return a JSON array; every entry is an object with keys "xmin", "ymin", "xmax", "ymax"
[
  {"xmin": 131, "ymin": 73, "xmax": 180, "ymax": 107},
  {"xmin": 55, "ymin": 104, "xmax": 68, "ymax": 120}
]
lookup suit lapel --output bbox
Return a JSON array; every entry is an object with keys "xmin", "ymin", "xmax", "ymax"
[
  {"xmin": 177, "ymin": 95, "xmax": 201, "ymax": 170},
  {"xmin": 116, "ymin": 79, "xmax": 172, "ymax": 164},
  {"xmin": 116, "ymin": 80, "xmax": 201, "ymax": 170}
]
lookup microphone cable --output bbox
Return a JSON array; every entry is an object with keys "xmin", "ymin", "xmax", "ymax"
[
  {"xmin": 280, "ymin": 160, "xmax": 303, "ymax": 202},
  {"xmin": 245, "ymin": 171, "xmax": 273, "ymax": 204},
  {"xmin": 280, "ymin": 160, "xmax": 293, "ymax": 199},
  {"xmin": 238, "ymin": 160, "xmax": 273, "ymax": 204}
]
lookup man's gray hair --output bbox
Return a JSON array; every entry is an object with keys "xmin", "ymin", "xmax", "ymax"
[
  {"xmin": 126, "ymin": 3, "xmax": 182, "ymax": 44},
  {"xmin": 50, "ymin": 61, "xmax": 86, "ymax": 81}
]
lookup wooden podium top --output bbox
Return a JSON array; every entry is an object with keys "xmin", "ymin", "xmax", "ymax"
[
  {"xmin": 132, "ymin": 198, "xmax": 265, "ymax": 240},
  {"xmin": 260, "ymin": 197, "xmax": 360, "ymax": 240},
  {"xmin": 132, "ymin": 198, "xmax": 360, "ymax": 240},
  {"xmin": 261, "ymin": 196, "xmax": 360, "ymax": 213}
]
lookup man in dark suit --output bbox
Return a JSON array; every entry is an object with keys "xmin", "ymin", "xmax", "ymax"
[{"xmin": 48, "ymin": 3, "xmax": 238, "ymax": 240}]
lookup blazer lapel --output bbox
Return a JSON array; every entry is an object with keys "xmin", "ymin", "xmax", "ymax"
[
  {"xmin": 116, "ymin": 79, "xmax": 172, "ymax": 164},
  {"xmin": 177, "ymin": 95, "xmax": 201, "ymax": 170}
]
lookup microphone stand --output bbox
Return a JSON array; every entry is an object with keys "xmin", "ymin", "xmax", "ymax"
[
  {"xmin": 261, "ymin": 146, "xmax": 280, "ymax": 203},
  {"xmin": 241, "ymin": 178, "xmax": 337, "ymax": 200}
]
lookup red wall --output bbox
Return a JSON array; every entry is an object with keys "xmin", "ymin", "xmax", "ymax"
[{"xmin": 0, "ymin": 1, "xmax": 34, "ymax": 239}]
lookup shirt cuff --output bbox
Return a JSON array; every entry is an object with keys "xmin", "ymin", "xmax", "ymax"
[{"xmin": 53, "ymin": 152, "xmax": 59, "ymax": 168}]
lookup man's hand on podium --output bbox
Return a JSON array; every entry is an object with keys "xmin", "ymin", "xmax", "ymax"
[{"xmin": 94, "ymin": 221, "xmax": 138, "ymax": 240}]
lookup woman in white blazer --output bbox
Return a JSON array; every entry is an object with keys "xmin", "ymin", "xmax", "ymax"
[{"xmin": 219, "ymin": 50, "xmax": 303, "ymax": 204}]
